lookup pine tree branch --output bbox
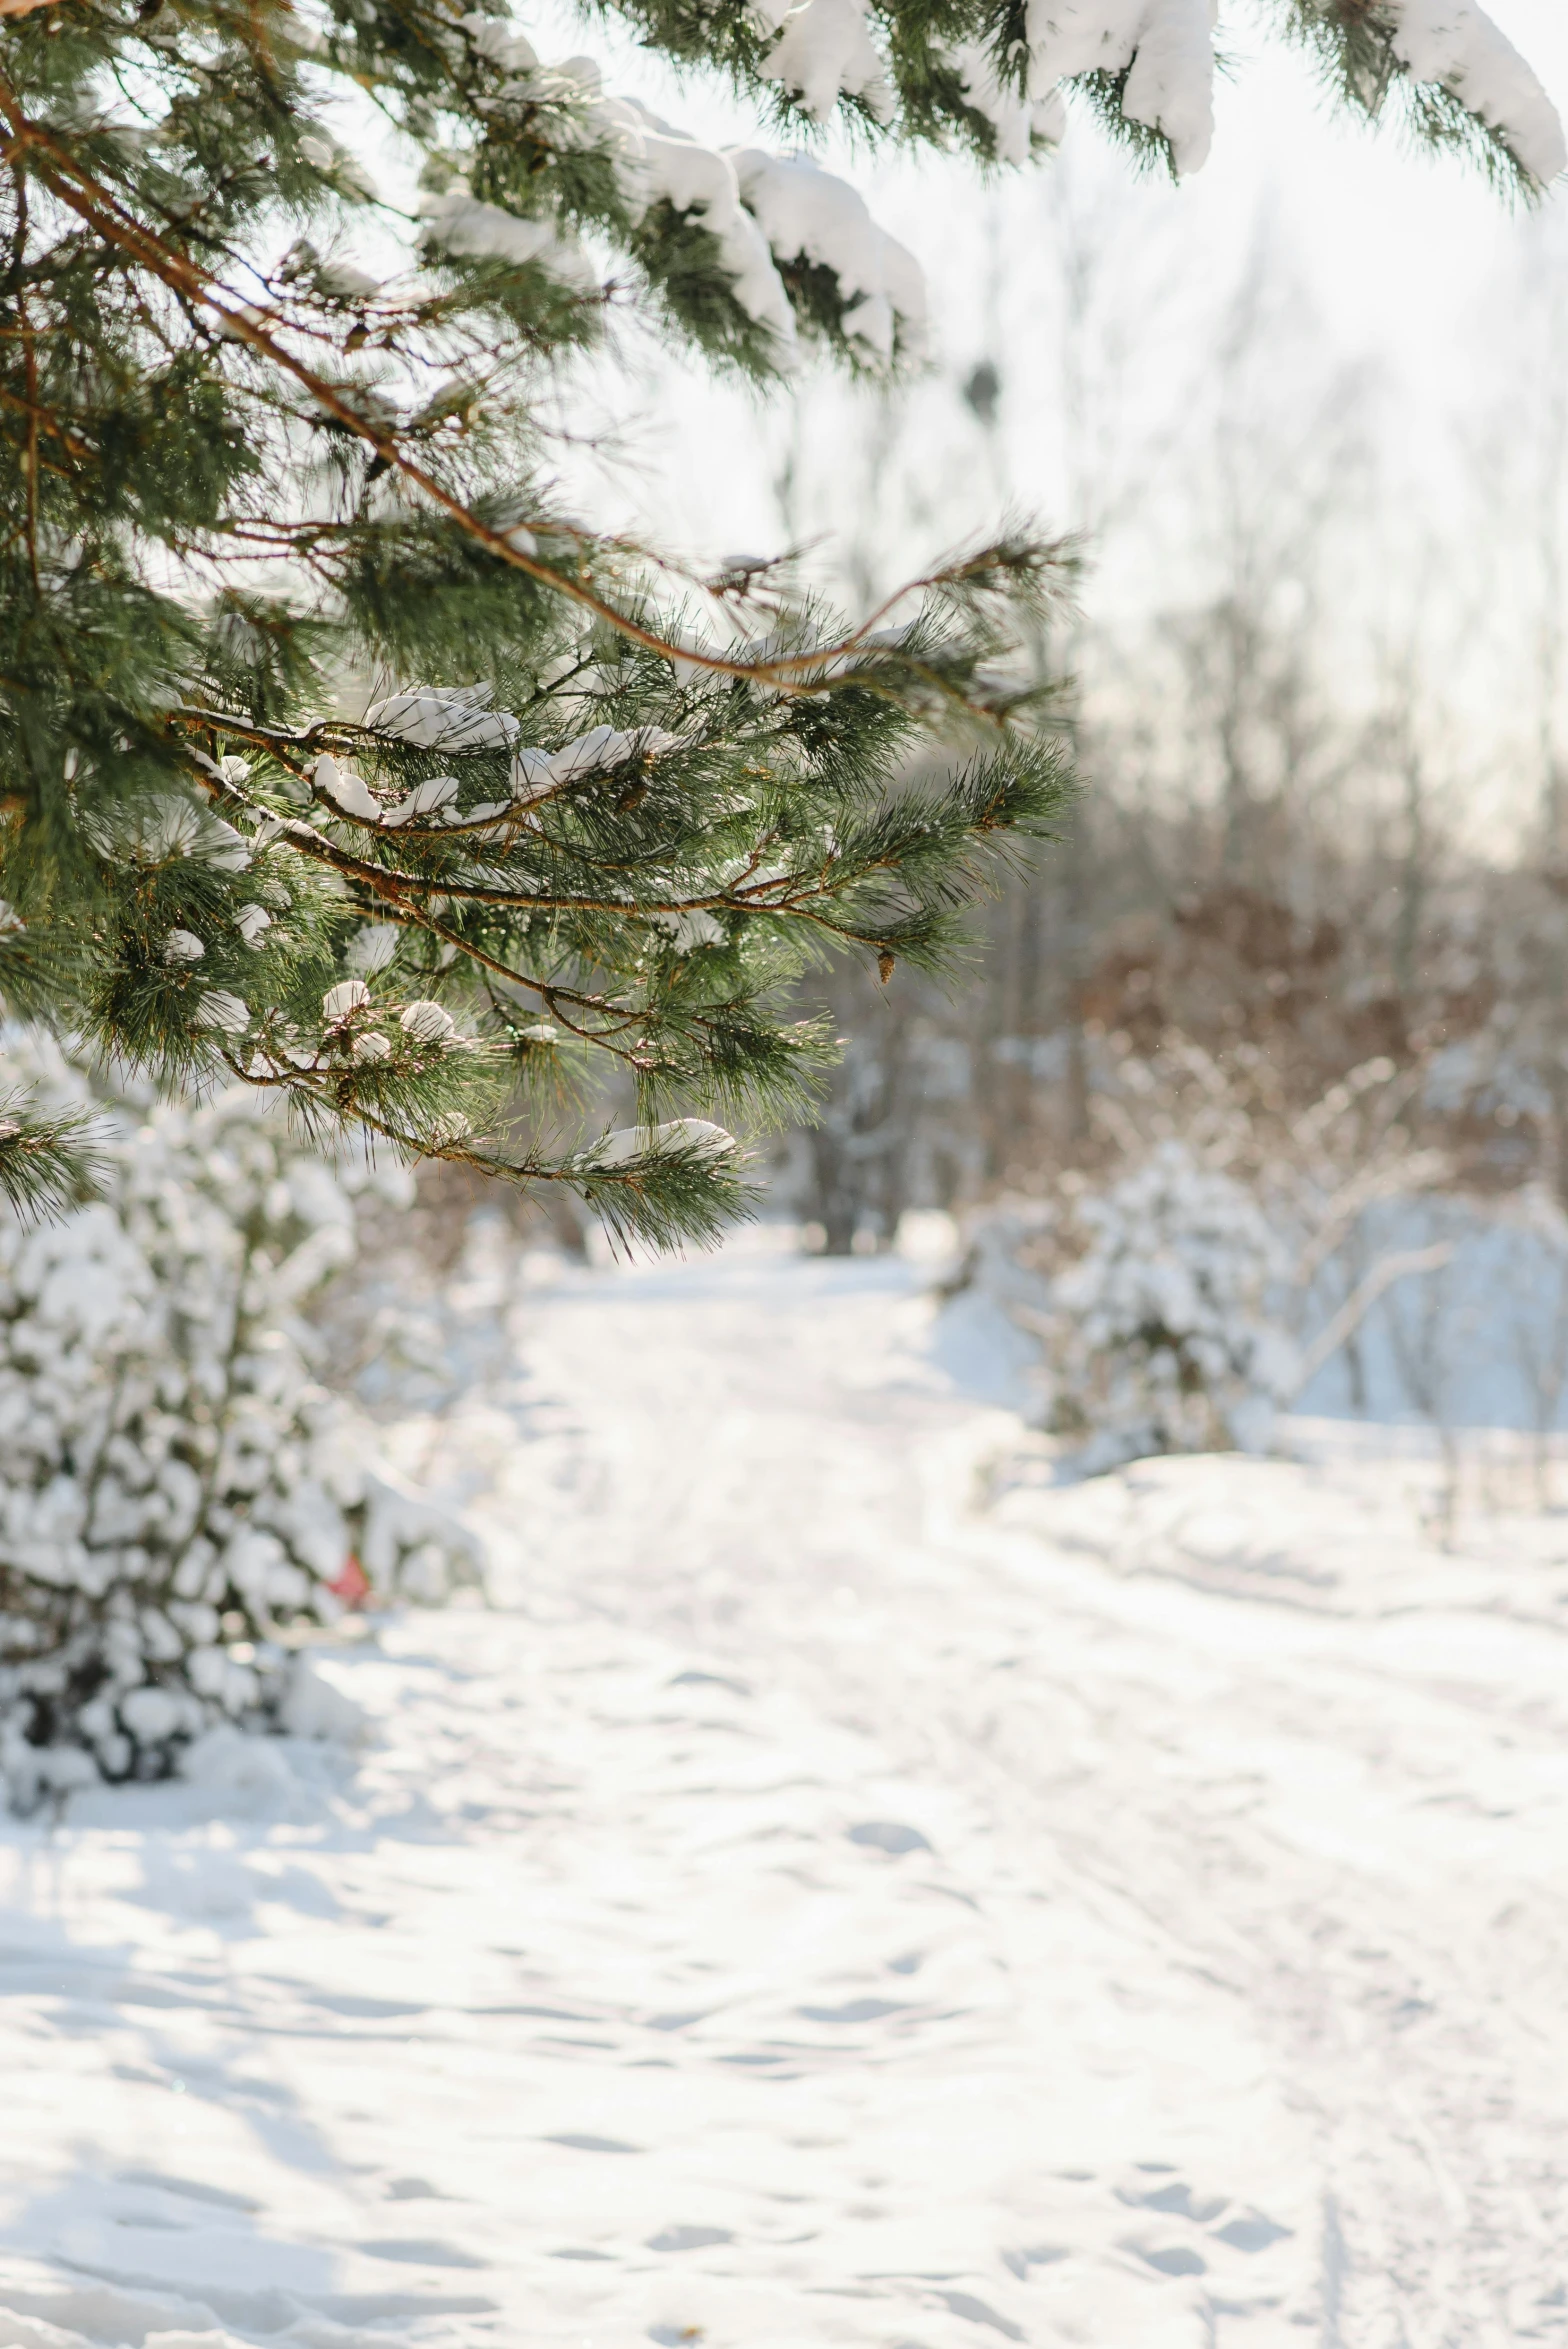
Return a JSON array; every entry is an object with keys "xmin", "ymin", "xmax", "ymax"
[
  {"xmin": 13, "ymin": 0, "xmax": 1508, "ymax": 1250},
  {"xmin": 218, "ymin": 1044, "xmax": 755, "ymax": 1240},
  {"xmin": 0, "ymin": 67, "xmax": 1068, "ymax": 719},
  {"xmin": 0, "ymin": 1095, "xmax": 104, "ymax": 1223}
]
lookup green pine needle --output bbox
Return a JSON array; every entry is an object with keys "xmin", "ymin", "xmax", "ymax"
[{"xmin": 0, "ymin": 1095, "xmax": 106, "ymax": 1225}]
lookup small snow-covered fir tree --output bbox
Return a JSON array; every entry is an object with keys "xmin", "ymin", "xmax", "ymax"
[
  {"xmin": 952, "ymin": 1039, "xmax": 1463, "ymax": 1469},
  {"xmin": 0, "ymin": 1028, "xmax": 479, "ymax": 1805},
  {"xmin": 1043, "ymin": 1141, "xmax": 1298, "ymax": 1472},
  {"xmin": 0, "ymin": 0, "xmax": 1559, "ymax": 1242}
]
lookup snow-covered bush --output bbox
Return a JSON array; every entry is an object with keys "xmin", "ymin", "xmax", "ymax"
[
  {"xmin": 949, "ymin": 1033, "xmax": 1465, "ymax": 1473},
  {"xmin": 0, "ymin": 1029, "xmax": 482, "ymax": 1808},
  {"xmin": 1041, "ymin": 1142, "xmax": 1298, "ymax": 1474}
]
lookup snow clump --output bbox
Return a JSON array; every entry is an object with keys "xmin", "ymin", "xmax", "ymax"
[
  {"xmin": 1021, "ymin": 0, "xmax": 1218, "ymax": 172},
  {"xmin": 1384, "ymin": 0, "xmax": 1565, "ymax": 182},
  {"xmin": 754, "ymin": 0, "xmax": 895, "ymax": 123},
  {"xmin": 945, "ymin": 40, "xmax": 1065, "ymax": 163},
  {"xmin": 425, "ymin": 28, "xmax": 926, "ymax": 362},
  {"xmin": 1016, "ymin": 0, "xmax": 1563, "ymax": 180},
  {"xmin": 0, "ymin": 1030, "xmax": 483, "ymax": 1809},
  {"xmin": 728, "ymin": 150, "xmax": 926, "ymax": 359},
  {"xmin": 417, "ymin": 175, "xmax": 596, "ymax": 287},
  {"xmin": 362, "ymin": 684, "xmax": 521, "ymax": 752},
  {"xmin": 595, "ymin": 95, "xmax": 799, "ymax": 350},
  {"xmin": 595, "ymin": 1119, "xmax": 737, "ymax": 1166}
]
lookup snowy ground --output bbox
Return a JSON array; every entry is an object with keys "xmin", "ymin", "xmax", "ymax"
[{"xmin": 4, "ymin": 1236, "xmax": 1568, "ymax": 2349}]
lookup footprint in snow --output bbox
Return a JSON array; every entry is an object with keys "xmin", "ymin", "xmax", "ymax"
[
  {"xmin": 795, "ymin": 1997, "xmax": 913, "ymax": 2024},
  {"xmin": 115, "ymin": 2169, "xmax": 260, "ymax": 2213},
  {"xmin": 310, "ymin": 1990, "xmax": 426, "ymax": 2018},
  {"xmin": 1132, "ymin": 2242, "xmax": 1208, "ymax": 2277},
  {"xmin": 358, "ymin": 2238, "xmax": 487, "ymax": 2267},
  {"xmin": 1000, "ymin": 2245, "xmax": 1068, "ymax": 2276},
  {"xmin": 932, "ymin": 2289, "xmax": 1024, "ymax": 2340},
  {"xmin": 1214, "ymin": 2212, "xmax": 1293, "ymax": 2252},
  {"xmin": 1116, "ymin": 2176, "xmax": 1227, "ymax": 2222},
  {"xmin": 667, "ymin": 1670, "xmax": 751, "ymax": 1696},
  {"xmin": 847, "ymin": 1821, "xmax": 931, "ymax": 1855},
  {"xmin": 646, "ymin": 2225, "xmax": 733, "ymax": 2251},
  {"xmin": 1113, "ymin": 2171, "xmax": 1291, "ymax": 2251}
]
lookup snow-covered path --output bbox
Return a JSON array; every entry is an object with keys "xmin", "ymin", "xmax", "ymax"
[{"xmin": 4, "ymin": 1243, "xmax": 1568, "ymax": 2349}]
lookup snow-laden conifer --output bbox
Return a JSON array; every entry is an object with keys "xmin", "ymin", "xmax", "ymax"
[
  {"xmin": 0, "ymin": 1029, "xmax": 480, "ymax": 1805},
  {"xmin": 0, "ymin": 0, "xmax": 1558, "ymax": 1242},
  {"xmin": 1043, "ymin": 1141, "xmax": 1298, "ymax": 1473}
]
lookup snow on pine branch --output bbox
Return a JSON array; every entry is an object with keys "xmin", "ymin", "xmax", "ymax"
[
  {"xmin": 419, "ymin": 30, "xmax": 925, "ymax": 361},
  {"xmin": 739, "ymin": 0, "xmax": 1562, "ymax": 182},
  {"xmin": 416, "ymin": 183, "xmax": 596, "ymax": 287},
  {"xmin": 310, "ymin": 710, "xmax": 689, "ymax": 828},
  {"xmin": 749, "ymin": 0, "xmax": 1159, "ymax": 158},
  {"xmin": 729, "ymin": 151, "xmax": 926, "ymax": 359},
  {"xmin": 1032, "ymin": 0, "xmax": 1565, "ymax": 180},
  {"xmin": 595, "ymin": 78, "xmax": 926, "ymax": 358},
  {"xmin": 1025, "ymin": 0, "xmax": 1220, "ymax": 172},
  {"xmin": 1378, "ymin": 0, "xmax": 1566, "ymax": 183},
  {"xmin": 947, "ymin": 40, "xmax": 1067, "ymax": 165},
  {"xmin": 753, "ymin": 0, "xmax": 896, "ymax": 123},
  {"xmin": 596, "ymin": 90, "xmax": 800, "ymax": 347}
]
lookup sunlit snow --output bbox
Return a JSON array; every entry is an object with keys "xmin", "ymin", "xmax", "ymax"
[{"xmin": 2, "ymin": 1234, "xmax": 1565, "ymax": 2345}]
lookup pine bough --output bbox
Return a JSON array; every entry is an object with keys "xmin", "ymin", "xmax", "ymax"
[{"xmin": 0, "ymin": 0, "xmax": 1559, "ymax": 1249}]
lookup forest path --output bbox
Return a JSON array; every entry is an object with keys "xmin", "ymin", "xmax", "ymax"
[{"xmin": 3, "ymin": 1238, "xmax": 1566, "ymax": 2349}]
